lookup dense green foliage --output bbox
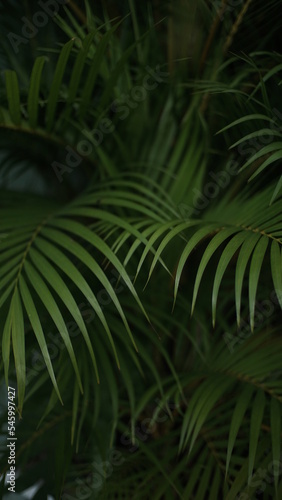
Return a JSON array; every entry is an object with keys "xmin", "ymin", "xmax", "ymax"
[{"xmin": 0, "ymin": 1, "xmax": 282, "ymax": 498}]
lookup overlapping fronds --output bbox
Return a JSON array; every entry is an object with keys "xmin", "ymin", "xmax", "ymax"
[{"xmin": 1, "ymin": 1, "xmax": 282, "ymax": 499}]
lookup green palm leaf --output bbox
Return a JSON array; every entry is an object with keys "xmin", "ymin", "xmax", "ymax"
[
  {"xmin": 4, "ymin": 70, "xmax": 21, "ymax": 125},
  {"xmin": 28, "ymin": 56, "xmax": 47, "ymax": 128},
  {"xmin": 46, "ymin": 39, "xmax": 75, "ymax": 131}
]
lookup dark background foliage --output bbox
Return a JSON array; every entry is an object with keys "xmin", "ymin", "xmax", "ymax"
[{"xmin": 0, "ymin": 1, "xmax": 282, "ymax": 499}]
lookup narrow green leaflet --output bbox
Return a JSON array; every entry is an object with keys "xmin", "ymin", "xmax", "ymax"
[
  {"xmin": 208, "ymin": 467, "xmax": 221, "ymax": 500},
  {"xmin": 64, "ymin": 32, "xmax": 96, "ymax": 119},
  {"xmin": 193, "ymin": 455, "xmax": 214, "ymax": 500},
  {"xmin": 235, "ymin": 233, "xmax": 261, "ymax": 326},
  {"xmin": 248, "ymin": 237, "xmax": 268, "ymax": 331},
  {"xmin": 216, "ymin": 114, "xmax": 276, "ymax": 135},
  {"xmin": 164, "ymin": 117, "xmax": 193, "ymax": 192},
  {"xmin": 11, "ymin": 289, "xmax": 26, "ymax": 414},
  {"xmin": 271, "ymin": 398, "xmax": 281, "ymax": 492},
  {"xmin": 116, "ymin": 350, "xmax": 136, "ymax": 442},
  {"xmin": 226, "ymin": 385, "xmax": 254, "ymax": 475},
  {"xmin": 39, "ymin": 228, "xmax": 138, "ymax": 351},
  {"xmin": 188, "ymin": 377, "xmax": 231, "ymax": 453},
  {"xmin": 57, "ymin": 206, "xmax": 151, "ymax": 251},
  {"xmin": 1, "ymin": 306, "xmax": 13, "ymax": 386},
  {"xmin": 179, "ymin": 376, "xmax": 218, "ymax": 452},
  {"xmin": 248, "ymin": 150, "xmax": 282, "ymax": 181},
  {"xmin": 23, "ymin": 260, "xmax": 83, "ymax": 392},
  {"xmin": 136, "ymin": 220, "xmax": 191, "ymax": 280},
  {"xmin": 212, "ymin": 232, "xmax": 248, "ymax": 326},
  {"xmin": 182, "ymin": 451, "xmax": 205, "ymax": 498},
  {"xmin": 0, "ymin": 243, "xmax": 27, "ymax": 265},
  {"xmin": 71, "ymin": 380, "xmax": 80, "ymax": 445},
  {"xmin": 18, "ymin": 275, "xmax": 62, "ymax": 403},
  {"xmin": 191, "ymin": 227, "xmax": 240, "ymax": 315},
  {"xmin": 29, "ymin": 247, "xmax": 99, "ymax": 382},
  {"xmin": 98, "ymin": 42, "xmax": 137, "ymax": 113},
  {"xmin": 270, "ymin": 241, "xmax": 282, "ymax": 309},
  {"xmin": 0, "ymin": 282, "xmax": 15, "ymax": 310},
  {"xmin": 75, "ymin": 366, "xmax": 90, "ymax": 452},
  {"xmin": 34, "ymin": 232, "xmax": 120, "ymax": 368},
  {"xmin": 248, "ymin": 390, "xmax": 265, "ymax": 480},
  {"xmin": 28, "ymin": 56, "xmax": 47, "ymax": 128},
  {"xmin": 239, "ymin": 142, "xmax": 282, "ymax": 173},
  {"xmin": 121, "ymin": 221, "xmax": 161, "ymax": 272},
  {"xmin": 49, "ymin": 217, "xmax": 150, "ymax": 324},
  {"xmin": 4, "ymin": 70, "xmax": 21, "ymax": 125},
  {"xmin": 230, "ymin": 129, "xmax": 282, "ymax": 150},
  {"xmin": 174, "ymin": 224, "xmax": 217, "ymax": 304},
  {"xmin": 136, "ymin": 439, "xmax": 183, "ymax": 498},
  {"xmin": 270, "ymin": 175, "xmax": 282, "ymax": 205},
  {"xmin": 0, "ymin": 255, "xmax": 22, "ymax": 280},
  {"xmin": 93, "ymin": 335, "xmax": 118, "ymax": 446},
  {"xmin": 37, "ymin": 359, "xmax": 71, "ymax": 427},
  {"xmin": 250, "ymin": 63, "xmax": 282, "ymax": 98},
  {"xmin": 79, "ymin": 24, "xmax": 120, "ymax": 119},
  {"xmin": 46, "ymin": 39, "xmax": 75, "ymax": 131}
]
